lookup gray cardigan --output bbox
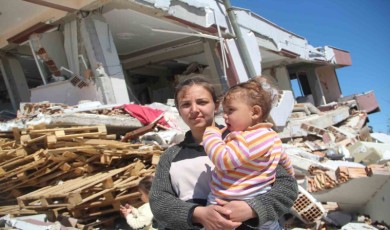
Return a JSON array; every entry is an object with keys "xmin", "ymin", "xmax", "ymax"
[{"xmin": 150, "ymin": 142, "xmax": 298, "ymax": 229}]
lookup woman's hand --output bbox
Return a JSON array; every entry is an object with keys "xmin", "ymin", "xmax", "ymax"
[
  {"xmin": 192, "ymin": 205, "xmax": 242, "ymax": 230},
  {"xmin": 216, "ymin": 198, "xmax": 256, "ymax": 222}
]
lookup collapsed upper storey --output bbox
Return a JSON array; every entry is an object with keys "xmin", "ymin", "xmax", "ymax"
[{"xmin": 0, "ymin": 0, "xmax": 377, "ymax": 117}]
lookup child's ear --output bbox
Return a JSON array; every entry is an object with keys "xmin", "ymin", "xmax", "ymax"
[{"xmin": 252, "ymin": 105, "xmax": 262, "ymax": 120}]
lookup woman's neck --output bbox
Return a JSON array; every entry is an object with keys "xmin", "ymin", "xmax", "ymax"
[{"xmin": 191, "ymin": 128, "xmax": 205, "ymax": 144}]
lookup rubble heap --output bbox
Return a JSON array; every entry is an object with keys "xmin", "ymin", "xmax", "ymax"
[
  {"xmin": 280, "ymin": 102, "xmax": 390, "ymax": 229},
  {"xmin": 0, "ymin": 99, "xmax": 389, "ymax": 229}
]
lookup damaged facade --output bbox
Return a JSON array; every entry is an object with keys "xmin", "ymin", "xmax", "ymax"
[
  {"xmin": 0, "ymin": 0, "xmax": 388, "ymax": 229},
  {"xmin": 0, "ymin": 0, "xmax": 380, "ymax": 114}
]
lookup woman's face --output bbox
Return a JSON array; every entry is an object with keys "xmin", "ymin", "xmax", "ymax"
[{"xmin": 176, "ymin": 85, "xmax": 216, "ymax": 130}]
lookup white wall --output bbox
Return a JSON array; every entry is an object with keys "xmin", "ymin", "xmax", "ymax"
[
  {"xmin": 40, "ymin": 31, "xmax": 69, "ymax": 72},
  {"xmin": 31, "ymin": 80, "xmax": 98, "ymax": 105},
  {"xmin": 80, "ymin": 15, "xmax": 130, "ymax": 104},
  {"xmin": 316, "ymin": 66, "xmax": 341, "ymax": 103},
  {"xmin": 362, "ymin": 177, "xmax": 390, "ymax": 224}
]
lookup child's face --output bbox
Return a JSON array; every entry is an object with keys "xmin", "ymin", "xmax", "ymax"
[
  {"xmin": 139, "ymin": 188, "xmax": 149, "ymax": 203},
  {"xmin": 223, "ymin": 94, "xmax": 256, "ymax": 131}
]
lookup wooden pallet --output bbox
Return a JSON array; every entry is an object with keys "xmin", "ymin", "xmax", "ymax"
[
  {"xmin": 17, "ymin": 163, "xmax": 138, "ymax": 209},
  {"xmin": 0, "ymin": 205, "xmax": 39, "ymax": 216},
  {"xmin": 0, "ymin": 124, "xmax": 159, "ymax": 228},
  {"xmin": 20, "ymin": 125, "xmax": 108, "ymax": 148},
  {"xmin": 0, "ymin": 149, "xmax": 45, "ymax": 182}
]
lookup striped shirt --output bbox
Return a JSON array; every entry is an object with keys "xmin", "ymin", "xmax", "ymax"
[{"xmin": 203, "ymin": 123, "xmax": 294, "ymax": 200}]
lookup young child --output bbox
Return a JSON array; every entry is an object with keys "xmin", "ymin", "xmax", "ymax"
[
  {"xmin": 202, "ymin": 76, "xmax": 294, "ymax": 229},
  {"xmin": 120, "ymin": 175, "xmax": 156, "ymax": 230}
]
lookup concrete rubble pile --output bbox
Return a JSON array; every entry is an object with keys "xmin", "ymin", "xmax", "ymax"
[
  {"xmin": 0, "ymin": 99, "xmax": 389, "ymax": 230},
  {"xmin": 280, "ymin": 101, "xmax": 390, "ymax": 230}
]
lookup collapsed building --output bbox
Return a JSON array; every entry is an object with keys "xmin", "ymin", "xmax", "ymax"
[
  {"xmin": 0, "ymin": 0, "xmax": 380, "ymax": 112},
  {"xmin": 0, "ymin": 0, "xmax": 388, "ymax": 229}
]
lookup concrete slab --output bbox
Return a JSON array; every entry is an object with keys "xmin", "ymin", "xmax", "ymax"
[
  {"xmin": 362, "ymin": 177, "xmax": 390, "ymax": 224},
  {"xmin": 47, "ymin": 113, "xmax": 143, "ymax": 131},
  {"xmin": 279, "ymin": 106, "xmax": 350, "ymax": 139},
  {"xmin": 284, "ymin": 145, "xmax": 333, "ymax": 173},
  {"xmin": 312, "ymin": 174, "xmax": 389, "ymax": 213},
  {"xmin": 371, "ymin": 132, "xmax": 390, "ymax": 144},
  {"xmin": 0, "ymin": 113, "xmax": 143, "ymax": 132},
  {"xmin": 348, "ymin": 141, "xmax": 390, "ymax": 164}
]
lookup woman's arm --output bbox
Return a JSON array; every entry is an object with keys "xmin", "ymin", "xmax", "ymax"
[
  {"xmin": 192, "ymin": 205, "xmax": 242, "ymax": 230},
  {"xmin": 150, "ymin": 146, "xmax": 242, "ymax": 229},
  {"xmin": 149, "ymin": 146, "xmax": 198, "ymax": 229},
  {"xmin": 219, "ymin": 165, "xmax": 298, "ymax": 226}
]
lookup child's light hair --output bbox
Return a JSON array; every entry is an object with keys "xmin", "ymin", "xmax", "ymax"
[
  {"xmin": 223, "ymin": 75, "xmax": 279, "ymax": 121},
  {"xmin": 253, "ymin": 75, "xmax": 280, "ymax": 108}
]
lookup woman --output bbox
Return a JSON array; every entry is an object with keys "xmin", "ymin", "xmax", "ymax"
[{"xmin": 149, "ymin": 75, "xmax": 298, "ymax": 230}]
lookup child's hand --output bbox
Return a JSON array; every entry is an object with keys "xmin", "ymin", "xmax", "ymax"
[{"xmin": 120, "ymin": 204, "xmax": 132, "ymax": 217}]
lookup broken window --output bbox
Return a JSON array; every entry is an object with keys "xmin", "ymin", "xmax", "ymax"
[{"xmin": 290, "ymin": 72, "xmax": 314, "ymax": 104}]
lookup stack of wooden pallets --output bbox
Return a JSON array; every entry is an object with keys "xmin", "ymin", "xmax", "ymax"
[{"xmin": 0, "ymin": 124, "xmax": 162, "ymax": 229}]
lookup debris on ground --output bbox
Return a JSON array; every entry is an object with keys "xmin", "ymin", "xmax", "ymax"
[{"xmin": 0, "ymin": 99, "xmax": 389, "ymax": 230}]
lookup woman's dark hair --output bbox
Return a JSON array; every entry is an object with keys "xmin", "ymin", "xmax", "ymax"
[
  {"xmin": 138, "ymin": 175, "xmax": 154, "ymax": 195},
  {"xmin": 174, "ymin": 75, "xmax": 218, "ymax": 108}
]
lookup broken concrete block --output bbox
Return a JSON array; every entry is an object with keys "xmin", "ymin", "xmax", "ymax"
[
  {"xmin": 347, "ymin": 141, "xmax": 390, "ymax": 165},
  {"xmin": 0, "ymin": 214, "xmax": 68, "ymax": 230},
  {"xmin": 279, "ymin": 106, "xmax": 350, "ymax": 139},
  {"xmin": 290, "ymin": 185, "xmax": 326, "ymax": 224},
  {"xmin": 341, "ymin": 222, "xmax": 379, "ymax": 230},
  {"xmin": 354, "ymin": 91, "xmax": 380, "ymax": 114},
  {"xmin": 269, "ymin": 90, "xmax": 294, "ymax": 128},
  {"xmin": 371, "ymin": 132, "xmax": 390, "ymax": 144},
  {"xmin": 296, "ymin": 94, "xmax": 315, "ymax": 105}
]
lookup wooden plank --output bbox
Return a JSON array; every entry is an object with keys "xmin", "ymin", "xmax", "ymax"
[
  {"xmin": 28, "ymin": 126, "xmax": 106, "ymax": 135},
  {"xmin": 46, "ymin": 146, "xmax": 98, "ymax": 155},
  {"xmin": 0, "ymin": 158, "xmax": 46, "ymax": 184},
  {"xmin": 12, "ymin": 128, "xmax": 21, "ymax": 143},
  {"xmin": 0, "ymin": 132, "xmax": 14, "ymax": 138},
  {"xmin": 26, "ymin": 134, "xmax": 47, "ymax": 145},
  {"xmin": 0, "ymin": 205, "xmax": 39, "ymax": 216},
  {"xmin": 75, "ymin": 139, "xmax": 141, "ymax": 149}
]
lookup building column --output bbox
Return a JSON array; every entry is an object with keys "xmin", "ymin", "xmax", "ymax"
[
  {"xmin": 80, "ymin": 13, "xmax": 130, "ymax": 105},
  {"xmin": 274, "ymin": 66, "xmax": 292, "ymax": 91},
  {"xmin": 0, "ymin": 55, "xmax": 30, "ymax": 110},
  {"xmin": 306, "ymin": 68, "xmax": 326, "ymax": 106},
  {"xmin": 203, "ymin": 39, "xmax": 228, "ymax": 93}
]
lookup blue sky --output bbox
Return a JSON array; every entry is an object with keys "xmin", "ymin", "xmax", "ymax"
[{"xmin": 231, "ymin": 0, "xmax": 390, "ymax": 134}]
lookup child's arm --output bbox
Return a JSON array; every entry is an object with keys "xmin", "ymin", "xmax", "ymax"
[
  {"xmin": 125, "ymin": 203, "xmax": 154, "ymax": 229},
  {"xmin": 203, "ymin": 127, "xmax": 273, "ymax": 171},
  {"xmin": 279, "ymin": 150, "xmax": 295, "ymax": 176}
]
